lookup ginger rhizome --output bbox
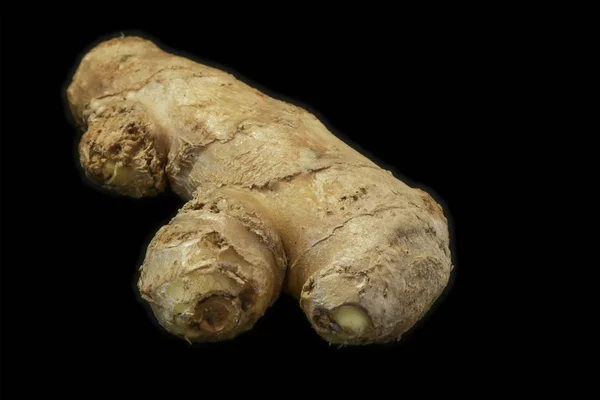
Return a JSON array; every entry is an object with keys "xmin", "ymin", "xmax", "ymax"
[{"xmin": 67, "ymin": 37, "xmax": 452, "ymax": 344}]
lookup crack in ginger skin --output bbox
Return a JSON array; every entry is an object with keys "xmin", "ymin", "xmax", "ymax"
[{"xmin": 67, "ymin": 36, "xmax": 452, "ymax": 344}]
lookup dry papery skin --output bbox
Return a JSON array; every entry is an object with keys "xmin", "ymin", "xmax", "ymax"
[{"xmin": 68, "ymin": 36, "xmax": 452, "ymax": 344}]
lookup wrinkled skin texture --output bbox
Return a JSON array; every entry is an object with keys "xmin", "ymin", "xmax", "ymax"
[{"xmin": 67, "ymin": 37, "xmax": 452, "ymax": 344}]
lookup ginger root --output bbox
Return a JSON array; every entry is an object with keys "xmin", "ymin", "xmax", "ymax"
[{"xmin": 67, "ymin": 36, "xmax": 452, "ymax": 344}]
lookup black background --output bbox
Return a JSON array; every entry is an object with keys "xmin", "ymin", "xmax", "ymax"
[{"xmin": 1, "ymin": 9, "xmax": 507, "ymax": 392}]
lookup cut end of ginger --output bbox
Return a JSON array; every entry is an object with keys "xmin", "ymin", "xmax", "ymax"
[
  {"xmin": 100, "ymin": 160, "xmax": 135, "ymax": 187},
  {"xmin": 170, "ymin": 294, "xmax": 242, "ymax": 339},
  {"xmin": 330, "ymin": 305, "xmax": 371, "ymax": 336},
  {"xmin": 193, "ymin": 295, "xmax": 241, "ymax": 333},
  {"xmin": 310, "ymin": 304, "xmax": 374, "ymax": 343},
  {"xmin": 107, "ymin": 163, "xmax": 134, "ymax": 186}
]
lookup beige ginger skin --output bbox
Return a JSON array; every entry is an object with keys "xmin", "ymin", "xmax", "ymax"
[{"xmin": 67, "ymin": 37, "xmax": 452, "ymax": 344}]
